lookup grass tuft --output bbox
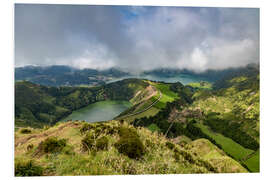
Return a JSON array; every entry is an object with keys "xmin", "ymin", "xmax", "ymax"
[{"xmin": 15, "ymin": 160, "xmax": 43, "ymax": 176}]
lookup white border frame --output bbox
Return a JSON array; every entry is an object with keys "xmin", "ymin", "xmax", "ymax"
[{"xmin": 1, "ymin": 0, "xmax": 269, "ymax": 179}]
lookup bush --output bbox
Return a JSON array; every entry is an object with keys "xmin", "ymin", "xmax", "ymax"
[
  {"xmin": 165, "ymin": 141, "xmax": 175, "ymax": 150},
  {"xmin": 115, "ymin": 127, "xmax": 145, "ymax": 159},
  {"xmin": 20, "ymin": 128, "xmax": 32, "ymax": 134},
  {"xmin": 15, "ymin": 160, "xmax": 43, "ymax": 176},
  {"xmin": 80, "ymin": 123, "xmax": 94, "ymax": 134},
  {"xmin": 96, "ymin": 136, "xmax": 109, "ymax": 151},
  {"xmin": 81, "ymin": 132, "xmax": 96, "ymax": 152},
  {"xmin": 81, "ymin": 133, "xmax": 109, "ymax": 152},
  {"xmin": 36, "ymin": 137, "xmax": 67, "ymax": 154}
]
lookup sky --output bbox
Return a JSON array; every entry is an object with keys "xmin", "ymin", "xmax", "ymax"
[{"xmin": 15, "ymin": 4, "xmax": 259, "ymax": 73}]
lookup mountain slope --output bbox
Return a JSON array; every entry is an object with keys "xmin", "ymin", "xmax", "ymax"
[
  {"xmin": 130, "ymin": 65, "xmax": 259, "ymax": 172},
  {"xmin": 15, "ymin": 121, "xmax": 247, "ymax": 176}
]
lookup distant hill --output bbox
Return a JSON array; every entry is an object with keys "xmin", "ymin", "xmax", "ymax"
[
  {"xmin": 15, "ymin": 64, "xmax": 259, "ymax": 87},
  {"xmin": 143, "ymin": 64, "xmax": 259, "ymax": 82},
  {"xmin": 15, "ymin": 65, "xmax": 129, "ymax": 86}
]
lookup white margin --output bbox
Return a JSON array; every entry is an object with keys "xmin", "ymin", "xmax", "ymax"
[{"xmin": 1, "ymin": 0, "xmax": 269, "ymax": 180}]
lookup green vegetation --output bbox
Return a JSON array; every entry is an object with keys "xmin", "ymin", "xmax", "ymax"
[
  {"xmin": 15, "ymin": 65, "xmax": 129, "ymax": 86},
  {"xmin": 147, "ymin": 123, "xmax": 161, "ymax": 132},
  {"xmin": 36, "ymin": 137, "xmax": 67, "ymax": 154},
  {"xmin": 14, "ymin": 65, "xmax": 259, "ymax": 174},
  {"xmin": 204, "ymin": 112, "xmax": 258, "ymax": 150},
  {"xmin": 15, "ymin": 121, "xmax": 247, "ymax": 176},
  {"xmin": 151, "ymin": 82, "xmax": 178, "ymax": 109},
  {"xmin": 15, "ymin": 160, "xmax": 44, "ymax": 176},
  {"xmin": 243, "ymin": 150, "xmax": 260, "ymax": 172},
  {"xmin": 20, "ymin": 128, "xmax": 32, "ymax": 134},
  {"xmin": 132, "ymin": 65, "xmax": 259, "ymax": 172},
  {"xmin": 115, "ymin": 127, "xmax": 145, "ymax": 159},
  {"xmin": 15, "ymin": 79, "xmax": 148, "ymax": 128},
  {"xmin": 189, "ymin": 67, "xmax": 259, "ymax": 146},
  {"xmin": 193, "ymin": 123, "xmax": 253, "ymax": 160},
  {"xmin": 188, "ymin": 81, "xmax": 212, "ymax": 90}
]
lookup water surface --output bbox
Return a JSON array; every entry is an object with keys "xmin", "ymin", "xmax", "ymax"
[{"xmin": 62, "ymin": 100, "xmax": 132, "ymax": 123}]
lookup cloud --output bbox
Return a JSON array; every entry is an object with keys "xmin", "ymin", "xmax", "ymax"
[{"xmin": 15, "ymin": 5, "xmax": 259, "ymax": 72}]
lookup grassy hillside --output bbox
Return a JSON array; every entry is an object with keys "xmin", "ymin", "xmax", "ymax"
[
  {"xmin": 130, "ymin": 66, "xmax": 259, "ymax": 172},
  {"xmin": 189, "ymin": 67, "xmax": 259, "ymax": 148},
  {"xmin": 193, "ymin": 123, "xmax": 254, "ymax": 160},
  {"xmin": 116, "ymin": 81, "xmax": 180, "ymax": 123},
  {"xmin": 15, "ymin": 121, "xmax": 247, "ymax": 176}
]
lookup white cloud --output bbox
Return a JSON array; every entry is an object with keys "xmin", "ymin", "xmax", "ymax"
[{"xmin": 15, "ymin": 5, "xmax": 259, "ymax": 72}]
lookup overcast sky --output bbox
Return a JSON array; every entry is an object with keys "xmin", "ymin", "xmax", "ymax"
[{"xmin": 15, "ymin": 4, "xmax": 259, "ymax": 72}]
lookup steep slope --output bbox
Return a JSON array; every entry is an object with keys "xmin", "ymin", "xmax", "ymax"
[{"xmin": 15, "ymin": 121, "xmax": 247, "ymax": 176}]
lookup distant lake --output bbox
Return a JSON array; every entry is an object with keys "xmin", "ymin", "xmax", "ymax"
[
  {"xmin": 62, "ymin": 100, "xmax": 132, "ymax": 123},
  {"xmin": 63, "ymin": 75, "xmax": 209, "ymax": 123},
  {"xmin": 106, "ymin": 74, "xmax": 209, "ymax": 85}
]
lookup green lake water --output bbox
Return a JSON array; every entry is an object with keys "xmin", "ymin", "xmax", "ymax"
[
  {"xmin": 62, "ymin": 100, "xmax": 132, "ymax": 123},
  {"xmin": 63, "ymin": 75, "xmax": 208, "ymax": 123}
]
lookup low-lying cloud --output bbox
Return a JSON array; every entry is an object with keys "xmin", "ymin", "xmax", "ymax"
[{"xmin": 15, "ymin": 5, "xmax": 259, "ymax": 72}]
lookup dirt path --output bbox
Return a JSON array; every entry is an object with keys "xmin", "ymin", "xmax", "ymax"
[{"xmin": 15, "ymin": 122, "xmax": 79, "ymax": 148}]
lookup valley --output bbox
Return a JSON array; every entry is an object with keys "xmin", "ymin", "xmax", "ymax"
[{"xmin": 14, "ymin": 64, "xmax": 260, "ymax": 175}]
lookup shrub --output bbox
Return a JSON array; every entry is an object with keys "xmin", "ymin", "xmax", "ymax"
[
  {"xmin": 81, "ymin": 133, "xmax": 109, "ymax": 152},
  {"xmin": 165, "ymin": 141, "xmax": 175, "ymax": 150},
  {"xmin": 96, "ymin": 136, "xmax": 109, "ymax": 151},
  {"xmin": 80, "ymin": 123, "xmax": 94, "ymax": 134},
  {"xmin": 20, "ymin": 128, "xmax": 32, "ymax": 134},
  {"xmin": 15, "ymin": 160, "xmax": 43, "ymax": 176},
  {"xmin": 81, "ymin": 132, "xmax": 96, "ymax": 152},
  {"xmin": 62, "ymin": 145, "xmax": 74, "ymax": 155},
  {"xmin": 36, "ymin": 137, "xmax": 67, "ymax": 154},
  {"xmin": 115, "ymin": 127, "xmax": 145, "ymax": 159}
]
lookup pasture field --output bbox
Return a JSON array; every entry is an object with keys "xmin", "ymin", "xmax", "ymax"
[
  {"xmin": 119, "ymin": 81, "xmax": 179, "ymax": 122},
  {"xmin": 151, "ymin": 82, "xmax": 178, "ymax": 109},
  {"xmin": 243, "ymin": 150, "xmax": 260, "ymax": 172},
  {"xmin": 188, "ymin": 82, "xmax": 212, "ymax": 90},
  {"xmin": 195, "ymin": 123, "xmax": 254, "ymax": 161}
]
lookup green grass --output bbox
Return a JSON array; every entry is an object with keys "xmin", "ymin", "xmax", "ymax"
[
  {"xmin": 188, "ymin": 82, "xmax": 212, "ymax": 90},
  {"xmin": 120, "ymin": 107, "xmax": 160, "ymax": 123},
  {"xmin": 187, "ymin": 139, "xmax": 248, "ymax": 173},
  {"xmin": 120, "ymin": 82, "xmax": 178, "ymax": 123},
  {"xmin": 195, "ymin": 123, "xmax": 254, "ymax": 161},
  {"xmin": 15, "ymin": 121, "xmax": 248, "ymax": 175},
  {"xmin": 243, "ymin": 150, "xmax": 260, "ymax": 172},
  {"xmin": 151, "ymin": 83, "xmax": 178, "ymax": 109},
  {"xmin": 132, "ymin": 97, "xmax": 156, "ymax": 113}
]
